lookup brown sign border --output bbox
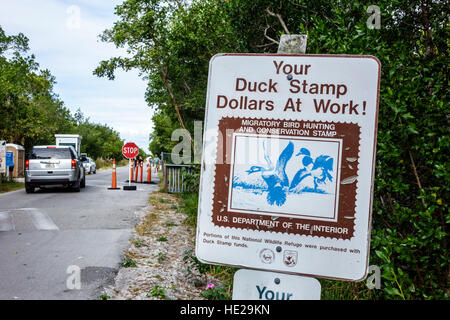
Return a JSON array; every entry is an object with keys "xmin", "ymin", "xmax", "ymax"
[{"xmin": 212, "ymin": 117, "xmax": 360, "ymax": 240}]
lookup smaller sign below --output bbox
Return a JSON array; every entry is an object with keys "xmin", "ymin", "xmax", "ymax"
[{"xmin": 232, "ymin": 269, "xmax": 321, "ymax": 300}]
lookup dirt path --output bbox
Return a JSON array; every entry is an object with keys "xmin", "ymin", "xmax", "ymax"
[{"xmin": 103, "ymin": 191, "xmax": 220, "ymax": 300}]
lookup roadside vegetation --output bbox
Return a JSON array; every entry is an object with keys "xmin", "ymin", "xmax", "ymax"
[
  {"xmin": 95, "ymin": 158, "xmax": 129, "ymax": 171},
  {"xmin": 107, "ymin": 190, "xmax": 226, "ymax": 300},
  {"xmin": 177, "ymin": 190, "xmax": 235, "ymax": 300},
  {"xmin": 96, "ymin": 0, "xmax": 448, "ymax": 300},
  {"xmin": 0, "ymin": 179, "xmax": 24, "ymax": 194}
]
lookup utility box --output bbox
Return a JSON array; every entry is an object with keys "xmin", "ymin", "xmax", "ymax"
[
  {"xmin": 6, "ymin": 143, "xmax": 25, "ymax": 178},
  {"xmin": 55, "ymin": 134, "xmax": 82, "ymax": 157}
]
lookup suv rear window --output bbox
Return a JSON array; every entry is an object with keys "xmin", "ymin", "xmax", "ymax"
[{"xmin": 30, "ymin": 148, "xmax": 74, "ymax": 160}]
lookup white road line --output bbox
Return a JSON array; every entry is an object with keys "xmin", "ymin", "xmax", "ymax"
[
  {"xmin": 25, "ymin": 208, "xmax": 59, "ymax": 231},
  {"xmin": 0, "ymin": 211, "xmax": 15, "ymax": 231}
]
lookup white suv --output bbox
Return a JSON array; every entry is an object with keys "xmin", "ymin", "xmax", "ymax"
[
  {"xmin": 25, "ymin": 145, "xmax": 86, "ymax": 193},
  {"xmin": 82, "ymin": 156, "xmax": 97, "ymax": 174}
]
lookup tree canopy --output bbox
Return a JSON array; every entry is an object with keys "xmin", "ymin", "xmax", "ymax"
[
  {"xmin": 0, "ymin": 25, "xmax": 127, "ymax": 160},
  {"xmin": 72, "ymin": 109, "xmax": 126, "ymax": 160},
  {"xmin": 0, "ymin": 26, "xmax": 74, "ymax": 150}
]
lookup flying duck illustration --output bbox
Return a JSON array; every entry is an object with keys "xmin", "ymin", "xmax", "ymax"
[
  {"xmin": 246, "ymin": 141, "xmax": 294, "ymax": 206},
  {"xmin": 289, "ymin": 148, "xmax": 334, "ymax": 193}
]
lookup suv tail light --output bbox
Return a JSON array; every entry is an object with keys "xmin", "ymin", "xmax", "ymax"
[
  {"xmin": 25, "ymin": 159, "xmax": 29, "ymax": 170},
  {"xmin": 71, "ymin": 159, "xmax": 76, "ymax": 169}
]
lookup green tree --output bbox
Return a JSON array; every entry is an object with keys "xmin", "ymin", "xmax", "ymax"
[
  {"xmin": 148, "ymin": 110, "xmax": 179, "ymax": 157},
  {"xmin": 94, "ymin": 0, "xmax": 242, "ymax": 141},
  {"xmin": 72, "ymin": 109, "xmax": 124, "ymax": 160},
  {"xmin": 0, "ymin": 25, "xmax": 75, "ymax": 151},
  {"xmin": 0, "ymin": 26, "xmax": 127, "ymax": 165}
]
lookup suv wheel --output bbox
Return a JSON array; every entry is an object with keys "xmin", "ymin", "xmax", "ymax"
[
  {"xmin": 25, "ymin": 183, "xmax": 35, "ymax": 194},
  {"xmin": 72, "ymin": 180, "xmax": 81, "ymax": 192}
]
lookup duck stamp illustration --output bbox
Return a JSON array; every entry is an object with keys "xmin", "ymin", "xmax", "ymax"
[
  {"xmin": 230, "ymin": 136, "xmax": 339, "ymax": 221},
  {"xmin": 211, "ymin": 117, "xmax": 360, "ymax": 240}
]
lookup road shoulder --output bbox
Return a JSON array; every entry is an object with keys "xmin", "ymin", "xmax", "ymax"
[{"xmin": 102, "ymin": 191, "xmax": 222, "ymax": 300}]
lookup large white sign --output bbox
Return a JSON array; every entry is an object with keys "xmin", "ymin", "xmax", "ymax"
[{"xmin": 196, "ymin": 54, "xmax": 380, "ymax": 281}]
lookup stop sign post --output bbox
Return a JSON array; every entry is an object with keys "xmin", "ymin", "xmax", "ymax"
[{"xmin": 122, "ymin": 142, "xmax": 139, "ymax": 190}]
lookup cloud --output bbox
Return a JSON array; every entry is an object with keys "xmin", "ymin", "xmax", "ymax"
[{"xmin": 0, "ymin": 0, "xmax": 153, "ymax": 153}]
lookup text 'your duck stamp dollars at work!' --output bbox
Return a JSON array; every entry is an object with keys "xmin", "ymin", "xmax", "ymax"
[{"xmin": 196, "ymin": 54, "xmax": 380, "ymax": 281}]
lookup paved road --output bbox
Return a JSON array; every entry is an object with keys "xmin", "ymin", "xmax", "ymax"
[{"xmin": 0, "ymin": 165, "xmax": 159, "ymax": 299}]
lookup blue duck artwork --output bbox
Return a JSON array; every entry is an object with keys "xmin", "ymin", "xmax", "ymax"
[
  {"xmin": 232, "ymin": 139, "xmax": 336, "ymax": 210},
  {"xmin": 245, "ymin": 141, "xmax": 294, "ymax": 206},
  {"xmin": 289, "ymin": 148, "xmax": 334, "ymax": 194}
]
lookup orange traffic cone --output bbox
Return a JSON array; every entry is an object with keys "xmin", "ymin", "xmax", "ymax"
[
  {"xmin": 134, "ymin": 161, "xmax": 139, "ymax": 182},
  {"xmin": 108, "ymin": 159, "xmax": 120, "ymax": 190},
  {"xmin": 145, "ymin": 163, "xmax": 152, "ymax": 183},
  {"xmin": 130, "ymin": 165, "xmax": 134, "ymax": 182},
  {"xmin": 140, "ymin": 161, "xmax": 143, "ymax": 183}
]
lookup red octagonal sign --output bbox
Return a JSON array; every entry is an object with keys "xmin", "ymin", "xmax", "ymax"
[{"xmin": 122, "ymin": 142, "xmax": 139, "ymax": 159}]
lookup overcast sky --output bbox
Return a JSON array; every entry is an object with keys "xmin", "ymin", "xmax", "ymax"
[{"xmin": 0, "ymin": 0, "xmax": 153, "ymax": 153}]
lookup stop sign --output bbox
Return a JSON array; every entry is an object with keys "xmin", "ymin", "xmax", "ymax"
[{"xmin": 122, "ymin": 142, "xmax": 139, "ymax": 159}]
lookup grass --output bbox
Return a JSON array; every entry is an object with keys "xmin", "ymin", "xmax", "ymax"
[
  {"xmin": 146, "ymin": 188, "xmax": 235, "ymax": 299},
  {"xmin": 154, "ymin": 251, "xmax": 166, "ymax": 263},
  {"xmin": 99, "ymin": 293, "xmax": 111, "ymax": 300},
  {"xmin": 177, "ymin": 192, "xmax": 199, "ymax": 227},
  {"xmin": 147, "ymin": 285, "xmax": 170, "ymax": 300},
  {"xmin": 0, "ymin": 181, "xmax": 24, "ymax": 194},
  {"xmin": 164, "ymin": 221, "xmax": 177, "ymax": 227},
  {"xmin": 177, "ymin": 192, "xmax": 235, "ymax": 299},
  {"xmin": 132, "ymin": 238, "xmax": 145, "ymax": 247},
  {"xmin": 149, "ymin": 193, "xmax": 174, "ymax": 211},
  {"xmin": 135, "ymin": 212, "xmax": 159, "ymax": 236},
  {"xmin": 157, "ymin": 171, "xmax": 165, "ymax": 191},
  {"xmin": 95, "ymin": 158, "xmax": 128, "ymax": 171},
  {"xmin": 122, "ymin": 257, "xmax": 137, "ymax": 268},
  {"xmin": 136, "ymin": 191, "xmax": 177, "ymax": 239},
  {"xmin": 320, "ymin": 279, "xmax": 374, "ymax": 300}
]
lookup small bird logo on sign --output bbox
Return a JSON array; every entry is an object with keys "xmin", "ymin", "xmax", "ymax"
[{"xmin": 283, "ymin": 250, "xmax": 298, "ymax": 267}]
